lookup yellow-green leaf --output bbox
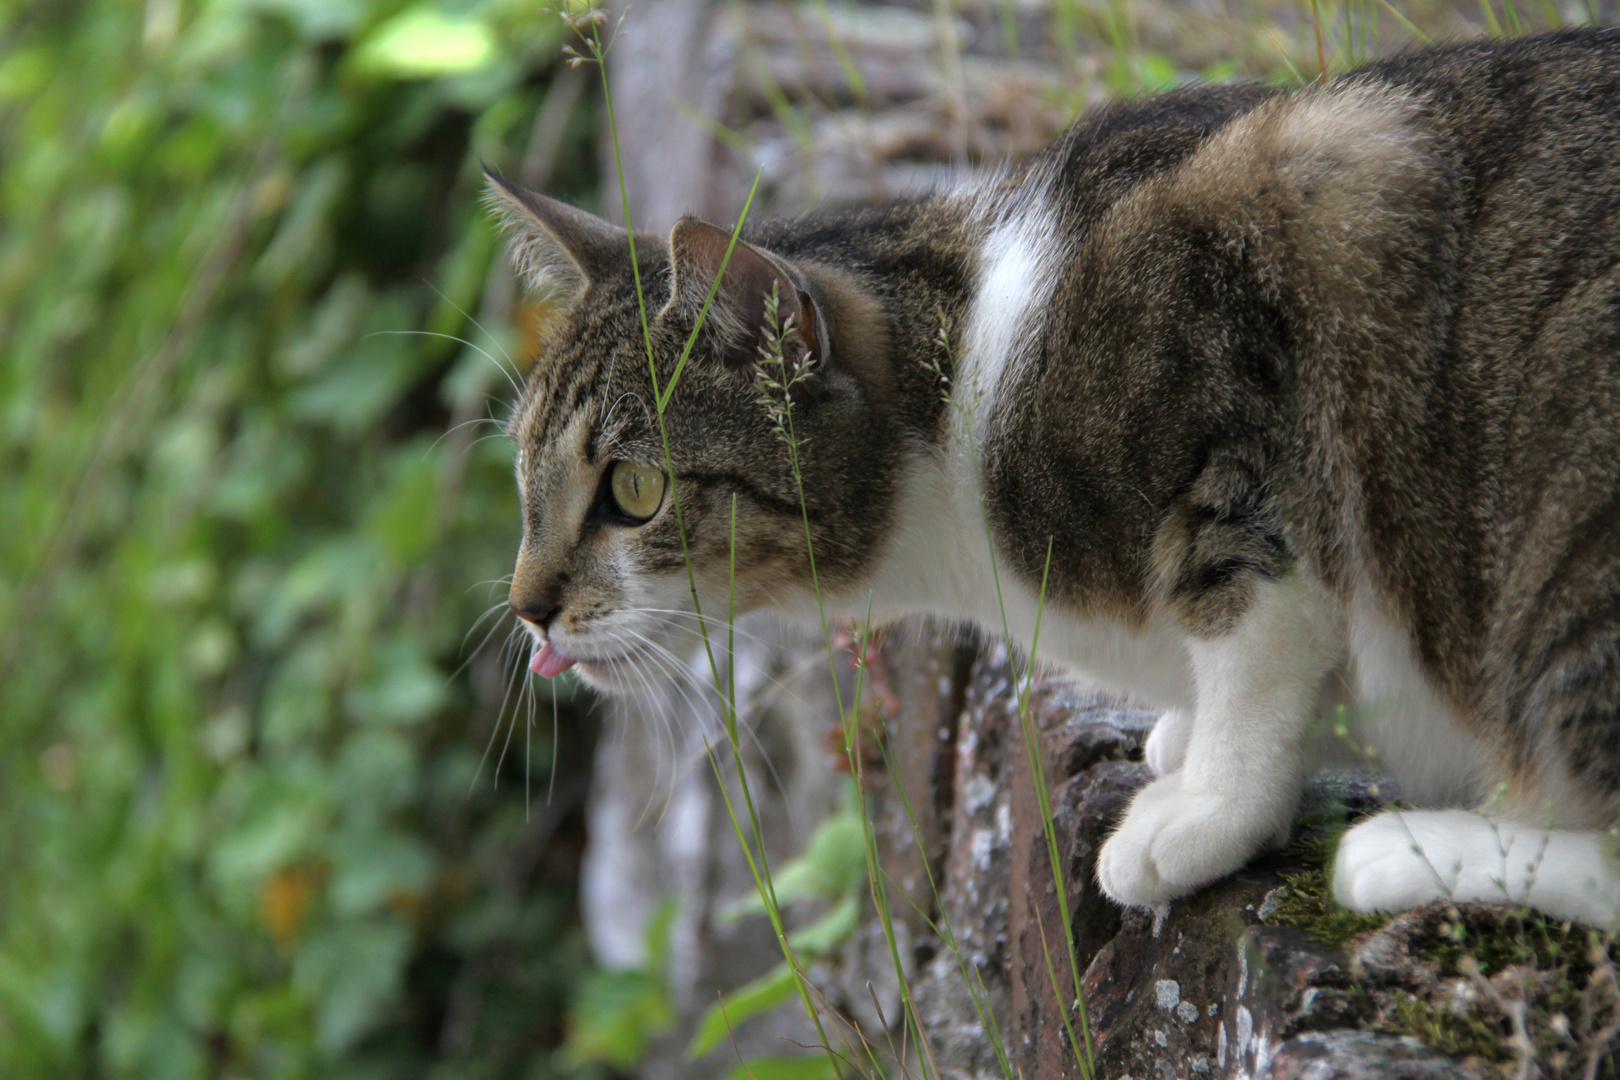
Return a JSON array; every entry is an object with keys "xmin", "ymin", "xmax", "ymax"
[
  {"xmin": 688, "ymin": 962, "xmax": 798, "ymax": 1058},
  {"xmin": 353, "ymin": 7, "xmax": 496, "ymax": 79}
]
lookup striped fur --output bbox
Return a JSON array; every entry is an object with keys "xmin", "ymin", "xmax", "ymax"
[{"xmin": 491, "ymin": 30, "xmax": 1620, "ymax": 926}]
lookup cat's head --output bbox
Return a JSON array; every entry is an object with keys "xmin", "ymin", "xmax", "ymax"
[{"xmin": 486, "ymin": 172, "xmax": 901, "ymax": 693}]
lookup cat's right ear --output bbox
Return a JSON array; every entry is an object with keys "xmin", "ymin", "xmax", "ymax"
[{"xmin": 483, "ymin": 168, "xmax": 624, "ymax": 305}]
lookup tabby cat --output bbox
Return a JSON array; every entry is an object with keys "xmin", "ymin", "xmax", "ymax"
[{"xmin": 488, "ymin": 29, "xmax": 1620, "ymax": 927}]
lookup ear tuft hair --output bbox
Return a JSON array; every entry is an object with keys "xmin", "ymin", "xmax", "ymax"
[{"xmin": 483, "ymin": 168, "xmax": 626, "ymax": 305}]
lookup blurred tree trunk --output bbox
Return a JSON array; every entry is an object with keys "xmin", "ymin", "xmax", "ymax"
[
  {"xmin": 580, "ymin": 0, "xmax": 1063, "ymax": 1073},
  {"xmin": 583, "ymin": 7, "xmax": 845, "ymax": 1078},
  {"xmin": 599, "ymin": 0, "xmax": 739, "ymax": 229},
  {"xmin": 580, "ymin": 1, "xmax": 1084, "ymax": 1074}
]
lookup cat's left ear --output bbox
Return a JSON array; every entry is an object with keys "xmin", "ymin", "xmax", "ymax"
[
  {"xmin": 483, "ymin": 167, "xmax": 625, "ymax": 306},
  {"xmin": 666, "ymin": 217, "xmax": 823, "ymax": 368}
]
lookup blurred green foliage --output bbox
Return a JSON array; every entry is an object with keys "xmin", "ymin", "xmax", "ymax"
[
  {"xmin": 0, "ymin": 0, "xmax": 607, "ymax": 1076},
  {"xmin": 691, "ymin": 787, "xmax": 865, "ymax": 1065},
  {"xmin": 559, "ymin": 900, "xmax": 674, "ymax": 1071}
]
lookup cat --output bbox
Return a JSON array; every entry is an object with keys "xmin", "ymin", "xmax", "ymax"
[{"xmin": 486, "ymin": 28, "xmax": 1620, "ymax": 929}]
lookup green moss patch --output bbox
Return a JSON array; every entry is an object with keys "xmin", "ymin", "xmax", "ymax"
[
  {"xmin": 1263, "ymin": 865, "xmax": 1389, "ymax": 950},
  {"xmin": 1387, "ymin": 912, "xmax": 1620, "ymax": 1077}
]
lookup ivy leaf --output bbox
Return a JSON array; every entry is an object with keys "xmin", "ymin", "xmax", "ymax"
[
  {"xmin": 688, "ymin": 962, "xmax": 798, "ymax": 1059},
  {"xmin": 561, "ymin": 969, "xmax": 675, "ymax": 1068},
  {"xmin": 785, "ymin": 894, "xmax": 860, "ymax": 956},
  {"xmin": 722, "ymin": 811, "xmax": 867, "ymax": 920},
  {"xmin": 352, "ymin": 7, "xmax": 497, "ymax": 79}
]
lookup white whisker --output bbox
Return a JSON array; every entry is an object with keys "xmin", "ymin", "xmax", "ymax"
[
  {"xmin": 451, "ymin": 606, "xmax": 515, "ymax": 683},
  {"xmin": 423, "ymin": 277, "xmax": 518, "ymax": 369},
  {"xmin": 471, "ymin": 628, "xmax": 527, "ymax": 795},
  {"xmin": 548, "ymin": 676, "xmax": 560, "ymax": 806},
  {"xmin": 524, "ymin": 650, "xmax": 537, "ymax": 819},
  {"xmin": 425, "ymin": 413, "xmax": 505, "ymax": 457},
  {"xmin": 613, "ymin": 625, "xmax": 797, "ymax": 833},
  {"xmin": 365, "ymin": 329, "xmax": 521, "ymax": 399}
]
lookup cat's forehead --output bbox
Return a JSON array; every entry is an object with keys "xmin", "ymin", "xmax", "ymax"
[
  {"xmin": 510, "ymin": 281, "xmax": 717, "ymax": 465},
  {"xmin": 511, "ymin": 359, "xmax": 662, "ymax": 470},
  {"xmin": 514, "ymin": 312, "xmax": 629, "ymax": 417},
  {"xmin": 515, "ymin": 406, "xmax": 590, "ymax": 480}
]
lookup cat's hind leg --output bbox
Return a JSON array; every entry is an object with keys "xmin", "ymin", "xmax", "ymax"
[{"xmin": 1334, "ymin": 809, "xmax": 1620, "ymax": 929}]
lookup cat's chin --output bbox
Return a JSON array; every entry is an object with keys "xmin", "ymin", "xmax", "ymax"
[
  {"xmin": 565, "ymin": 644, "xmax": 689, "ymax": 697},
  {"xmin": 569, "ymin": 655, "xmax": 657, "ymax": 696}
]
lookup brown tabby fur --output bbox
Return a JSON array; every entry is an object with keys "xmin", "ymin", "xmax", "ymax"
[{"xmin": 492, "ymin": 29, "xmax": 1620, "ymax": 902}]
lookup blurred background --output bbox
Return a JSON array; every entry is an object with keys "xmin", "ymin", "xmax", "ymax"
[{"xmin": 1, "ymin": 0, "xmax": 1604, "ymax": 1077}]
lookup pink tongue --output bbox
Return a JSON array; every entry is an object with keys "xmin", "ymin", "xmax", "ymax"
[{"xmin": 530, "ymin": 642, "xmax": 577, "ymax": 679}]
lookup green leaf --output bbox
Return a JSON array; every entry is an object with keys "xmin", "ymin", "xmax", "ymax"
[
  {"xmin": 287, "ymin": 326, "xmax": 415, "ymax": 433},
  {"xmin": 785, "ymin": 894, "xmax": 859, "ymax": 956},
  {"xmin": 562, "ymin": 968, "xmax": 674, "ymax": 1069},
  {"xmin": 726, "ymin": 1056, "xmax": 841, "ymax": 1080},
  {"xmin": 294, "ymin": 920, "xmax": 413, "ymax": 1055},
  {"xmin": 327, "ymin": 828, "xmax": 434, "ymax": 916},
  {"xmin": 0, "ymin": 46, "xmax": 51, "ymax": 102},
  {"xmin": 800, "ymin": 813, "xmax": 868, "ymax": 895},
  {"xmin": 344, "ymin": 636, "xmax": 449, "ymax": 727},
  {"xmin": 256, "ymin": 537, "xmax": 378, "ymax": 647},
  {"xmin": 254, "ymin": 160, "xmax": 347, "ymax": 288},
  {"xmin": 210, "ymin": 790, "xmax": 329, "ymax": 895},
  {"xmin": 277, "ymin": 273, "xmax": 372, "ymax": 379},
  {"xmin": 645, "ymin": 897, "xmax": 679, "ymax": 974},
  {"xmin": 353, "ymin": 7, "xmax": 497, "ymax": 79},
  {"xmin": 723, "ymin": 811, "xmax": 866, "ymax": 919},
  {"xmin": 224, "ymin": 0, "xmax": 367, "ymax": 39},
  {"xmin": 688, "ymin": 962, "xmax": 798, "ymax": 1059},
  {"xmin": 1137, "ymin": 52, "xmax": 1181, "ymax": 92},
  {"xmin": 365, "ymin": 448, "xmax": 440, "ymax": 564}
]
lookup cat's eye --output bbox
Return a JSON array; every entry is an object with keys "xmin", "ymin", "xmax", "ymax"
[{"xmin": 609, "ymin": 461, "xmax": 666, "ymax": 522}]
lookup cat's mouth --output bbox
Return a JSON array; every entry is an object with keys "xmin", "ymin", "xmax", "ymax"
[
  {"xmin": 528, "ymin": 642, "xmax": 577, "ymax": 678},
  {"xmin": 528, "ymin": 638, "xmax": 666, "ymax": 694}
]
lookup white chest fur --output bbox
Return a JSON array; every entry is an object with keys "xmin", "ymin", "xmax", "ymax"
[
  {"xmin": 835, "ymin": 182, "xmax": 1197, "ymax": 711},
  {"xmin": 842, "ymin": 441, "xmax": 1197, "ymax": 712}
]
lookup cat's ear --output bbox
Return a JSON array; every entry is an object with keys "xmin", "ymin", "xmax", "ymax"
[
  {"xmin": 483, "ymin": 167, "xmax": 624, "ymax": 305},
  {"xmin": 667, "ymin": 217, "xmax": 821, "ymax": 367}
]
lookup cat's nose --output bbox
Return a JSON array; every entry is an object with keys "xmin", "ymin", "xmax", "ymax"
[{"xmin": 511, "ymin": 601, "xmax": 560, "ymax": 632}]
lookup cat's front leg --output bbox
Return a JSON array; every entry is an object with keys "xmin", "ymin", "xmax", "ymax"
[
  {"xmin": 1098, "ymin": 577, "xmax": 1332, "ymax": 906},
  {"xmin": 1143, "ymin": 708, "xmax": 1192, "ymax": 776}
]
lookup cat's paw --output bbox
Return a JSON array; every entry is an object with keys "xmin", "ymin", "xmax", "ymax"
[
  {"xmin": 1333, "ymin": 809, "xmax": 1620, "ymax": 928},
  {"xmin": 1332, "ymin": 810, "xmax": 1464, "ymax": 913},
  {"xmin": 1144, "ymin": 708, "xmax": 1192, "ymax": 777},
  {"xmin": 1097, "ymin": 772, "xmax": 1290, "ymax": 907}
]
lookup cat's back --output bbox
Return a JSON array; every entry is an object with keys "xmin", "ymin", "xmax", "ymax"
[
  {"xmin": 1029, "ymin": 29, "xmax": 1620, "ymax": 248},
  {"xmin": 1354, "ymin": 26, "xmax": 1620, "ymax": 133}
]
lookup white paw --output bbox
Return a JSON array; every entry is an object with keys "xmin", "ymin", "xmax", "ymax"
[
  {"xmin": 1332, "ymin": 810, "xmax": 1466, "ymax": 913},
  {"xmin": 1333, "ymin": 810, "xmax": 1620, "ymax": 928},
  {"xmin": 1144, "ymin": 708, "xmax": 1192, "ymax": 777},
  {"xmin": 1097, "ymin": 771, "xmax": 1292, "ymax": 907}
]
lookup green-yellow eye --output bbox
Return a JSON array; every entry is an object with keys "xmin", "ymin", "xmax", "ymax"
[{"xmin": 610, "ymin": 461, "xmax": 666, "ymax": 522}]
